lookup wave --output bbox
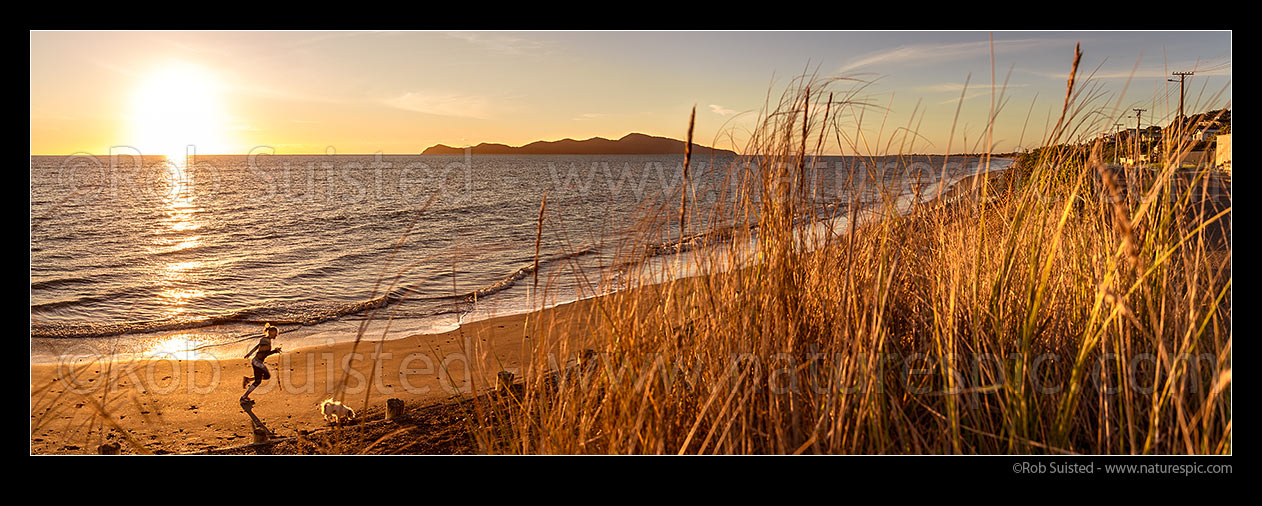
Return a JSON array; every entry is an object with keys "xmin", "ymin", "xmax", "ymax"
[
  {"xmin": 30, "ymin": 284, "xmax": 154, "ymax": 313},
  {"xmin": 29, "ymin": 245, "xmax": 598, "ymax": 340},
  {"xmin": 30, "ymin": 294, "xmax": 400, "ymax": 339},
  {"xmin": 454, "ymin": 245, "xmax": 600, "ymax": 302},
  {"xmin": 30, "ymin": 275, "xmax": 102, "ymax": 291}
]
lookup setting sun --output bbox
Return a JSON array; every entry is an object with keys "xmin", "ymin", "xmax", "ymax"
[{"xmin": 129, "ymin": 63, "xmax": 231, "ymax": 160}]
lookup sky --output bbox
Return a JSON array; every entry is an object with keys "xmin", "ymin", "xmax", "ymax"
[{"xmin": 30, "ymin": 30, "xmax": 1232, "ymax": 156}]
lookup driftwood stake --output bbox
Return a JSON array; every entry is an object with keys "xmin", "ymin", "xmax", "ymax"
[
  {"xmin": 386, "ymin": 398, "xmax": 405, "ymax": 421},
  {"xmin": 497, "ymin": 371, "xmax": 515, "ymax": 393}
]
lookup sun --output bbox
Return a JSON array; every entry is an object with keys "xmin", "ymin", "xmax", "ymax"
[{"xmin": 130, "ymin": 63, "xmax": 232, "ymax": 162}]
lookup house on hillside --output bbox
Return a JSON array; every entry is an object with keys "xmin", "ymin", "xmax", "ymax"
[
  {"xmin": 1185, "ymin": 121, "xmax": 1221, "ymax": 142},
  {"xmin": 1171, "ymin": 109, "xmax": 1231, "ymax": 143}
]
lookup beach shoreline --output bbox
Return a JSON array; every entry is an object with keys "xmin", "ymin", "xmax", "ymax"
[{"xmin": 30, "ymin": 292, "xmax": 605, "ymax": 455}]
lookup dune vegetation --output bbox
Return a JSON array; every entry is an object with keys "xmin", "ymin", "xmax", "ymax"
[{"xmin": 463, "ymin": 45, "xmax": 1232, "ymax": 455}]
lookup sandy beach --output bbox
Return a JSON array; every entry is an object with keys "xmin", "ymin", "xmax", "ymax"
[{"xmin": 30, "ymin": 295, "xmax": 598, "ymax": 455}]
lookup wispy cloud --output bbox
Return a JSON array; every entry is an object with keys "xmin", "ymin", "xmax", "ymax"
[
  {"xmin": 284, "ymin": 31, "xmax": 376, "ymax": 50},
  {"xmin": 1029, "ymin": 59, "xmax": 1232, "ymax": 81},
  {"xmin": 937, "ymin": 91, "xmax": 1004, "ymax": 105},
  {"xmin": 915, "ymin": 82, "xmax": 1028, "ymax": 94},
  {"xmin": 838, "ymin": 38, "xmax": 1072, "ymax": 74},
  {"xmin": 383, "ymin": 91, "xmax": 497, "ymax": 119},
  {"xmin": 443, "ymin": 32, "xmax": 552, "ymax": 55},
  {"xmin": 90, "ymin": 59, "xmax": 140, "ymax": 78},
  {"xmin": 573, "ymin": 112, "xmax": 606, "ymax": 121},
  {"xmin": 708, "ymin": 104, "xmax": 738, "ymax": 116}
]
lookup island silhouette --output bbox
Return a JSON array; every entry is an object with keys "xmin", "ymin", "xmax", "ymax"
[{"xmin": 422, "ymin": 132, "xmax": 736, "ymax": 156}]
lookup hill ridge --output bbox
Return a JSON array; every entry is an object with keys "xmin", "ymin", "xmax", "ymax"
[{"xmin": 422, "ymin": 132, "xmax": 736, "ymax": 156}]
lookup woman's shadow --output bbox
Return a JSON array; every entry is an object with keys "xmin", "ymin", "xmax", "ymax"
[{"xmin": 239, "ymin": 399, "xmax": 275, "ymax": 442}]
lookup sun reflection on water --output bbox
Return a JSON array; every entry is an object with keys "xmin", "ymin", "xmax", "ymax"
[
  {"xmin": 157, "ymin": 288, "xmax": 207, "ymax": 314},
  {"xmin": 166, "ymin": 260, "xmax": 203, "ymax": 272},
  {"xmin": 155, "ymin": 155, "xmax": 208, "ymax": 319},
  {"xmin": 144, "ymin": 334, "xmax": 214, "ymax": 361}
]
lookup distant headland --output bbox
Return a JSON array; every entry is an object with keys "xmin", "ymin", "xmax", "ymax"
[{"xmin": 421, "ymin": 133, "xmax": 737, "ymax": 156}]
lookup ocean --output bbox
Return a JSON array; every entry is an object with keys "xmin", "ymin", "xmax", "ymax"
[{"xmin": 30, "ymin": 153, "xmax": 1011, "ymax": 363}]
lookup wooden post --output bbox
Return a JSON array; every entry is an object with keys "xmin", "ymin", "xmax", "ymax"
[
  {"xmin": 497, "ymin": 371, "xmax": 514, "ymax": 393},
  {"xmin": 386, "ymin": 398, "xmax": 405, "ymax": 421}
]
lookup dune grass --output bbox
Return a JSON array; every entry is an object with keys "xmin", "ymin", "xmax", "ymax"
[{"xmin": 464, "ymin": 46, "xmax": 1231, "ymax": 455}]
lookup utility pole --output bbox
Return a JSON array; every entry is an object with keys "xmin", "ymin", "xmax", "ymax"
[
  {"xmin": 1133, "ymin": 108, "xmax": 1147, "ymax": 164},
  {"xmin": 1169, "ymin": 71, "xmax": 1194, "ymax": 130},
  {"xmin": 1161, "ymin": 70, "xmax": 1191, "ymax": 147},
  {"xmin": 1113, "ymin": 122, "xmax": 1125, "ymax": 165}
]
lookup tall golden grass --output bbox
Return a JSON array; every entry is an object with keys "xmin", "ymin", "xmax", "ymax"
[{"xmin": 466, "ymin": 45, "xmax": 1231, "ymax": 454}]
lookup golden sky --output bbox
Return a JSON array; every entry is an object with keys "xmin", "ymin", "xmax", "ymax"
[{"xmin": 30, "ymin": 31, "xmax": 1231, "ymax": 156}]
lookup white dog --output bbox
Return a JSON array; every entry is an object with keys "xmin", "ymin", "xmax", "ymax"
[{"xmin": 319, "ymin": 399, "xmax": 356, "ymax": 425}]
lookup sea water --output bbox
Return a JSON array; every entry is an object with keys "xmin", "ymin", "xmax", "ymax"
[{"xmin": 30, "ymin": 153, "xmax": 1010, "ymax": 362}]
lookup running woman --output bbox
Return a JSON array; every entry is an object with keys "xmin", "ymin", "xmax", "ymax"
[{"xmin": 241, "ymin": 323, "xmax": 282, "ymax": 403}]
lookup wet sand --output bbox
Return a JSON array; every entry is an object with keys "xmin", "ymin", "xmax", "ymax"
[{"xmin": 30, "ymin": 295, "xmax": 596, "ymax": 455}]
